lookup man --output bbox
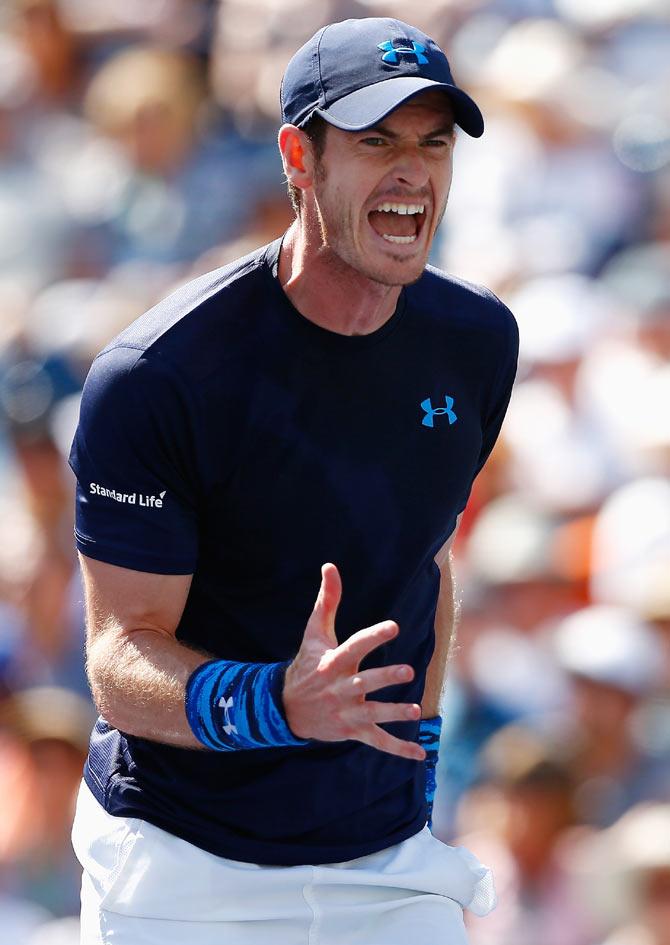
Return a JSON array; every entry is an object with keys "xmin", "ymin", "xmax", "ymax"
[{"xmin": 69, "ymin": 17, "xmax": 518, "ymax": 945}]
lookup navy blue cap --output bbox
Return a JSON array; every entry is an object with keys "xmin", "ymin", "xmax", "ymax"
[{"xmin": 280, "ymin": 18, "xmax": 484, "ymax": 138}]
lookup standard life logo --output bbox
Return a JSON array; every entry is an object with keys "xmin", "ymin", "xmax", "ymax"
[{"xmin": 89, "ymin": 482, "xmax": 166, "ymax": 508}]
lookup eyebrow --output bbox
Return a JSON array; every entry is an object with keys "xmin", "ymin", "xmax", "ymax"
[{"xmin": 365, "ymin": 123, "xmax": 456, "ymax": 139}]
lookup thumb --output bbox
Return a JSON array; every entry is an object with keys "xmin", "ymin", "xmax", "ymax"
[{"xmin": 307, "ymin": 562, "xmax": 342, "ymax": 645}]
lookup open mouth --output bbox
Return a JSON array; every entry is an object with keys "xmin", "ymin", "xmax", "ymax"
[{"xmin": 367, "ymin": 201, "xmax": 426, "ymax": 245}]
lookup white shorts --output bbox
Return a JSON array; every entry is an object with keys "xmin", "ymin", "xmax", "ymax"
[{"xmin": 72, "ymin": 781, "xmax": 495, "ymax": 945}]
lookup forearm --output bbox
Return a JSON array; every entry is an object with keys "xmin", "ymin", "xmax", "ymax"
[
  {"xmin": 421, "ymin": 556, "xmax": 458, "ymax": 718},
  {"xmin": 82, "ymin": 556, "xmax": 425, "ymax": 760},
  {"xmin": 86, "ymin": 623, "xmax": 208, "ymax": 748}
]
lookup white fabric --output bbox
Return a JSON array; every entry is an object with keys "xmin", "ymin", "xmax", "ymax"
[{"xmin": 72, "ymin": 780, "xmax": 496, "ymax": 945}]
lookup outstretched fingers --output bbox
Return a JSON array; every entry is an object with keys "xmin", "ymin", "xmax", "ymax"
[
  {"xmin": 316, "ymin": 562, "xmax": 342, "ymax": 617},
  {"xmin": 357, "ymin": 724, "xmax": 426, "ymax": 762},
  {"xmin": 359, "ymin": 700, "xmax": 422, "ymax": 725},
  {"xmin": 305, "ymin": 562, "xmax": 342, "ymax": 649},
  {"xmin": 349, "ymin": 664, "xmax": 415, "ymax": 696},
  {"xmin": 287, "ymin": 577, "xmax": 424, "ymax": 761},
  {"xmin": 334, "ymin": 619, "xmax": 399, "ymax": 669}
]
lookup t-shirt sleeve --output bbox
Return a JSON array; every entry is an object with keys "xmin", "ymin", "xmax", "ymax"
[
  {"xmin": 69, "ymin": 346, "xmax": 201, "ymax": 574},
  {"xmin": 473, "ymin": 301, "xmax": 519, "ymax": 479},
  {"xmin": 456, "ymin": 300, "xmax": 519, "ymax": 515}
]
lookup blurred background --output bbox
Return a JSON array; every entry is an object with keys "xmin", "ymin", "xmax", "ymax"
[{"xmin": 0, "ymin": 0, "xmax": 667, "ymax": 943}]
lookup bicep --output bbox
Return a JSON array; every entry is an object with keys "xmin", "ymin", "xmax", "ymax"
[{"xmin": 79, "ymin": 553, "xmax": 193, "ymax": 641}]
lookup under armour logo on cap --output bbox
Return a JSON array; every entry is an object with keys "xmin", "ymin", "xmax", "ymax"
[
  {"xmin": 280, "ymin": 17, "xmax": 484, "ymax": 138},
  {"xmin": 378, "ymin": 39, "xmax": 429, "ymax": 65}
]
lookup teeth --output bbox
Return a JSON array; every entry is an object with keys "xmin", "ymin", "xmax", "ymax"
[
  {"xmin": 377, "ymin": 203, "xmax": 425, "ymax": 214},
  {"xmin": 382, "ymin": 234, "xmax": 417, "ymax": 244}
]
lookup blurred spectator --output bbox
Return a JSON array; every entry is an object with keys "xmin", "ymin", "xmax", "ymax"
[
  {"xmin": 456, "ymin": 724, "xmax": 597, "ymax": 945},
  {"xmin": 0, "ymin": 35, "xmax": 76, "ymax": 290},
  {"xmin": 0, "ymin": 340, "xmax": 88, "ymax": 696},
  {"xmin": 576, "ymin": 248, "xmax": 670, "ymax": 484},
  {"xmin": 569, "ymin": 804, "xmax": 670, "ymax": 945},
  {"xmin": 435, "ymin": 492, "xmax": 579, "ymax": 834},
  {"xmin": 442, "ymin": 17, "xmax": 648, "ymax": 285},
  {"xmin": 54, "ymin": 0, "xmax": 212, "ymax": 52},
  {"xmin": 81, "ymin": 45, "xmax": 281, "ymax": 265},
  {"xmin": 590, "ymin": 479, "xmax": 670, "ymax": 629},
  {"xmin": 11, "ymin": 0, "xmax": 81, "ymax": 108},
  {"xmin": 0, "ymin": 686, "xmax": 94, "ymax": 939},
  {"xmin": 551, "ymin": 605, "xmax": 670, "ymax": 827}
]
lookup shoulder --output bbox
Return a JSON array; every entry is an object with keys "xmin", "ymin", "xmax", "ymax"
[
  {"xmin": 96, "ymin": 240, "xmax": 279, "ymax": 380},
  {"xmin": 408, "ymin": 265, "xmax": 518, "ymax": 344}
]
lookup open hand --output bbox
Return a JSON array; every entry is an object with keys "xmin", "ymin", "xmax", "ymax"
[{"xmin": 283, "ymin": 563, "xmax": 425, "ymax": 761}]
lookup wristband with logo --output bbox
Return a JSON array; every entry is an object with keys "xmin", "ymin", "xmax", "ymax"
[
  {"xmin": 185, "ymin": 659, "xmax": 309, "ymax": 751},
  {"xmin": 419, "ymin": 715, "xmax": 442, "ymax": 829}
]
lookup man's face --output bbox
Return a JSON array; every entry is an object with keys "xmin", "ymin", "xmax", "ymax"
[{"xmin": 307, "ymin": 90, "xmax": 456, "ymax": 287}]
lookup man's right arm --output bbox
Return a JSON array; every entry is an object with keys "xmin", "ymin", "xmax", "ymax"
[
  {"xmin": 80, "ymin": 553, "xmax": 206, "ymax": 747},
  {"xmin": 81, "ymin": 554, "xmax": 425, "ymax": 760}
]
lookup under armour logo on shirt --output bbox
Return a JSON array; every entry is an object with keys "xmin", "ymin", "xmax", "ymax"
[{"xmin": 421, "ymin": 395, "xmax": 457, "ymax": 428}]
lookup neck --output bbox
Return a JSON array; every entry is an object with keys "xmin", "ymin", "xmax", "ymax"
[{"xmin": 277, "ymin": 220, "xmax": 402, "ymax": 336}]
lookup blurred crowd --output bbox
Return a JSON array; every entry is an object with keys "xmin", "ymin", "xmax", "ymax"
[{"xmin": 0, "ymin": 0, "xmax": 667, "ymax": 943}]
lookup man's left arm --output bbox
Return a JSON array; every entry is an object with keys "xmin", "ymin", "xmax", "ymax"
[
  {"xmin": 419, "ymin": 515, "xmax": 462, "ymax": 829},
  {"xmin": 421, "ymin": 514, "xmax": 461, "ymax": 718}
]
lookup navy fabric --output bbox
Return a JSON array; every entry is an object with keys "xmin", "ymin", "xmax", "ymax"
[
  {"xmin": 69, "ymin": 236, "xmax": 518, "ymax": 866},
  {"xmin": 280, "ymin": 18, "xmax": 484, "ymax": 137}
]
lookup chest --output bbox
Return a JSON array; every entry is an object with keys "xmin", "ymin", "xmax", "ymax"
[{"xmin": 204, "ymin": 345, "xmax": 484, "ymax": 570}]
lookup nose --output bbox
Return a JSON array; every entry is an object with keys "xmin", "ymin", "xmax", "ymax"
[{"xmin": 391, "ymin": 147, "xmax": 430, "ymax": 189}]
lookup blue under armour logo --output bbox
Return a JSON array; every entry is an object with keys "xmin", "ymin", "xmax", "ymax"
[
  {"xmin": 421, "ymin": 395, "xmax": 457, "ymax": 428},
  {"xmin": 378, "ymin": 39, "xmax": 429, "ymax": 65}
]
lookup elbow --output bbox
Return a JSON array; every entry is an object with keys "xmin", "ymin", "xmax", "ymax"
[
  {"xmin": 84, "ymin": 626, "xmax": 131, "ymax": 731},
  {"xmin": 85, "ymin": 644, "xmax": 119, "ymax": 727}
]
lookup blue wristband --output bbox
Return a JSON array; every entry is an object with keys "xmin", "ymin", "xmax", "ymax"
[
  {"xmin": 185, "ymin": 659, "xmax": 309, "ymax": 751},
  {"xmin": 419, "ymin": 716, "xmax": 442, "ymax": 829}
]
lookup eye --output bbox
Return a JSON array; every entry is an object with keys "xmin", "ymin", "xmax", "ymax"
[
  {"xmin": 422, "ymin": 138, "xmax": 451, "ymax": 148},
  {"xmin": 360, "ymin": 137, "xmax": 387, "ymax": 147}
]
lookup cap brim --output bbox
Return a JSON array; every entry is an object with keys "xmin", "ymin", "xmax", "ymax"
[{"xmin": 314, "ymin": 75, "xmax": 484, "ymax": 138}]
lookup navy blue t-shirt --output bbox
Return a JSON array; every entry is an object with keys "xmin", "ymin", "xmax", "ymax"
[{"xmin": 69, "ymin": 236, "xmax": 518, "ymax": 866}]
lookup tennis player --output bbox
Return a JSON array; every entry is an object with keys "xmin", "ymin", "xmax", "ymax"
[{"xmin": 69, "ymin": 17, "xmax": 518, "ymax": 945}]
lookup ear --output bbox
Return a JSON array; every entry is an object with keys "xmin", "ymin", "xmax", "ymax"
[{"xmin": 278, "ymin": 124, "xmax": 316, "ymax": 195}]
